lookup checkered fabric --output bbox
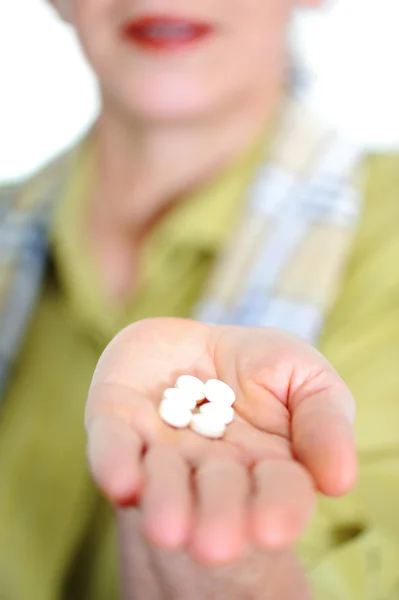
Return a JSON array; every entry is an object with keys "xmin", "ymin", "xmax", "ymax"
[{"xmin": 195, "ymin": 99, "xmax": 363, "ymax": 341}]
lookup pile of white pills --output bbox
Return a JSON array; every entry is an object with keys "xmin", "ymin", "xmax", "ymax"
[{"xmin": 158, "ymin": 375, "xmax": 236, "ymax": 439}]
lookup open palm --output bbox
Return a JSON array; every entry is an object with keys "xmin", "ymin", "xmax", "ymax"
[{"xmin": 86, "ymin": 318, "xmax": 357, "ymax": 565}]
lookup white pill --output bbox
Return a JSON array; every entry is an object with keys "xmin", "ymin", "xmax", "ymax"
[
  {"xmin": 199, "ymin": 402, "xmax": 235, "ymax": 425},
  {"xmin": 163, "ymin": 388, "xmax": 197, "ymax": 410},
  {"xmin": 204, "ymin": 379, "xmax": 236, "ymax": 407},
  {"xmin": 190, "ymin": 413, "xmax": 226, "ymax": 439},
  {"xmin": 176, "ymin": 375, "xmax": 205, "ymax": 402},
  {"xmin": 159, "ymin": 400, "xmax": 192, "ymax": 429}
]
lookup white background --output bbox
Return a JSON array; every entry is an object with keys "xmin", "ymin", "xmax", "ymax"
[{"xmin": 0, "ymin": 0, "xmax": 398, "ymax": 183}]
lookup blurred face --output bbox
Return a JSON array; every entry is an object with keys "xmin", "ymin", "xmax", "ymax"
[{"xmin": 55, "ymin": 0, "xmax": 319, "ymax": 121}]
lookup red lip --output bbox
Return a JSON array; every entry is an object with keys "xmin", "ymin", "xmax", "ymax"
[{"xmin": 122, "ymin": 15, "xmax": 214, "ymax": 51}]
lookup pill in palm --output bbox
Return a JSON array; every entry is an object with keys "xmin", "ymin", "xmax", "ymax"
[
  {"xmin": 159, "ymin": 399, "xmax": 192, "ymax": 429},
  {"xmin": 175, "ymin": 375, "xmax": 205, "ymax": 402},
  {"xmin": 204, "ymin": 379, "xmax": 236, "ymax": 407},
  {"xmin": 163, "ymin": 387, "xmax": 197, "ymax": 410},
  {"xmin": 199, "ymin": 402, "xmax": 235, "ymax": 425},
  {"xmin": 190, "ymin": 413, "xmax": 226, "ymax": 439}
]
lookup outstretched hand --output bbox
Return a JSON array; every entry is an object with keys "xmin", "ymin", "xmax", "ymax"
[{"xmin": 86, "ymin": 318, "xmax": 357, "ymax": 565}]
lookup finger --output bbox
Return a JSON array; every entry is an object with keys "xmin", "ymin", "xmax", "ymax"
[
  {"xmin": 142, "ymin": 444, "xmax": 192, "ymax": 550},
  {"xmin": 215, "ymin": 327, "xmax": 357, "ymax": 496},
  {"xmin": 291, "ymin": 383, "xmax": 357, "ymax": 496},
  {"xmin": 190, "ymin": 458, "xmax": 250, "ymax": 565},
  {"xmin": 87, "ymin": 413, "xmax": 144, "ymax": 506},
  {"xmin": 251, "ymin": 459, "xmax": 316, "ymax": 549},
  {"xmin": 86, "ymin": 383, "xmax": 160, "ymax": 505}
]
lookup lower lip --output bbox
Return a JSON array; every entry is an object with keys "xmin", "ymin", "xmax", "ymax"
[{"xmin": 122, "ymin": 17, "xmax": 214, "ymax": 52}]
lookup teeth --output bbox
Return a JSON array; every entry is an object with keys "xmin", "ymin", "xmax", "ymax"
[{"xmin": 145, "ymin": 23, "xmax": 195, "ymax": 39}]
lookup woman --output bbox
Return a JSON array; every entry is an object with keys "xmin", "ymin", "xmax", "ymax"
[{"xmin": 0, "ymin": 0, "xmax": 398, "ymax": 598}]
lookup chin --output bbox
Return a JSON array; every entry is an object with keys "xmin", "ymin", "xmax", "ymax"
[
  {"xmin": 105, "ymin": 75, "xmax": 231, "ymax": 123},
  {"xmin": 124, "ymin": 97, "xmax": 217, "ymax": 123}
]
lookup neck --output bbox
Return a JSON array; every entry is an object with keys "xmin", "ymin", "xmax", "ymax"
[{"xmin": 90, "ymin": 84, "xmax": 282, "ymax": 238}]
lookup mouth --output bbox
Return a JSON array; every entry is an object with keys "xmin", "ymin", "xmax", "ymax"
[{"xmin": 122, "ymin": 15, "xmax": 215, "ymax": 52}]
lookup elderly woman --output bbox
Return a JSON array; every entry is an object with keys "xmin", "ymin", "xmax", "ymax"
[{"xmin": 0, "ymin": 0, "xmax": 398, "ymax": 598}]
